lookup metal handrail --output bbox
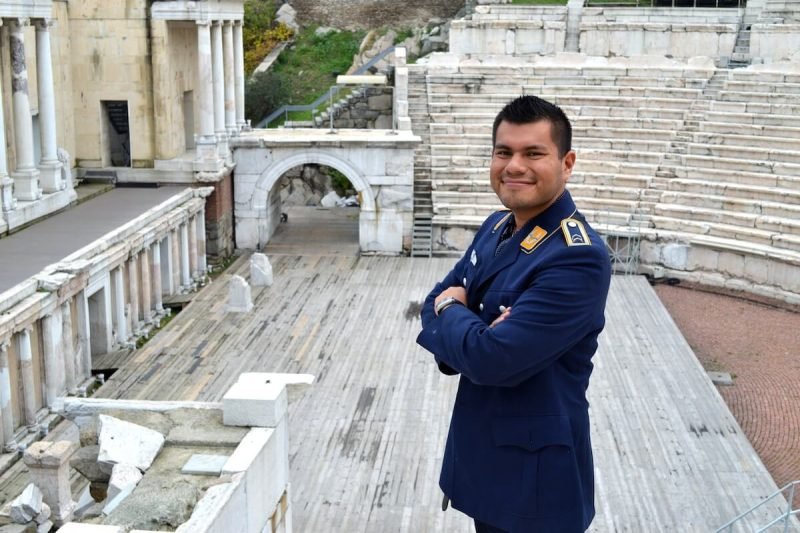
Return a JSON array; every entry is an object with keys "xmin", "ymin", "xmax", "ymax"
[
  {"xmin": 255, "ymin": 45, "xmax": 397, "ymax": 129},
  {"xmin": 715, "ymin": 480, "xmax": 800, "ymax": 533}
]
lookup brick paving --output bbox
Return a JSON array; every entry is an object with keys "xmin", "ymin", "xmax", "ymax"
[{"xmin": 655, "ymin": 284, "xmax": 800, "ymax": 505}]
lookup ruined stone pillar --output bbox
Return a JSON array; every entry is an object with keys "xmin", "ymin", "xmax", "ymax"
[
  {"xmin": 233, "ymin": 20, "xmax": 246, "ymax": 131},
  {"xmin": 23, "ymin": 440, "xmax": 78, "ymax": 526},
  {"xmin": 140, "ymin": 247, "xmax": 152, "ymax": 324},
  {"xmin": 75, "ymin": 291, "xmax": 91, "ymax": 383},
  {"xmin": 151, "ymin": 241, "xmax": 164, "ymax": 314},
  {"xmin": 0, "ymin": 340, "xmax": 16, "ymax": 451},
  {"xmin": 197, "ymin": 212, "xmax": 208, "ymax": 276},
  {"xmin": 9, "ymin": 19, "xmax": 41, "ymax": 201},
  {"xmin": 35, "ymin": 19, "xmax": 63, "ymax": 193},
  {"xmin": 128, "ymin": 255, "xmax": 140, "ymax": 334},
  {"xmin": 60, "ymin": 300, "xmax": 77, "ymax": 394},
  {"xmin": 161, "ymin": 234, "xmax": 175, "ymax": 296},
  {"xmin": 171, "ymin": 228, "xmax": 181, "ymax": 293},
  {"xmin": 195, "ymin": 20, "xmax": 216, "ymax": 162},
  {"xmin": 17, "ymin": 328, "xmax": 38, "ymax": 432},
  {"xmin": 211, "ymin": 21, "xmax": 228, "ymax": 158},
  {"xmin": 0, "ymin": 21, "xmax": 15, "ymax": 214},
  {"xmin": 223, "ymin": 21, "xmax": 236, "ymax": 135},
  {"xmin": 112, "ymin": 266, "xmax": 128, "ymax": 345},
  {"xmin": 41, "ymin": 312, "xmax": 65, "ymax": 407},
  {"xmin": 180, "ymin": 222, "xmax": 191, "ymax": 290},
  {"xmin": 188, "ymin": 215, "xmax": 198, "ymax": 279}
]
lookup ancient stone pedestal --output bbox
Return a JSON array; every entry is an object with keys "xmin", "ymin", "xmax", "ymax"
[
  {"xmin": 250, "ymin": 253, "xmax": 273, "ymax": 287},
  {"xmin": 227, "ymin": 275, "xmax": 253, "ymax": 313},
  {"xmin": 23, "ymin": 440, "xmax": 79, "ymax": 526}
]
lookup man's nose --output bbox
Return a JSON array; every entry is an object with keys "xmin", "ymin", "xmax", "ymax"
[{"xmin": 505, "ymin": 153, "xmax": 526, "ymax": 174}]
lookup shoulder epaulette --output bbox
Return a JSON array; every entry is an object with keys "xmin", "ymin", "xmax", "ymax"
[{"xmin": 561, "ymin": 218, "xmax": 591, "ymax": 246}]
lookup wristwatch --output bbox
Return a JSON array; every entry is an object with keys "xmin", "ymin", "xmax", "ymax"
[{"xmin": 435, "ymin": 297, "xmax": 463, "ymax": 316}]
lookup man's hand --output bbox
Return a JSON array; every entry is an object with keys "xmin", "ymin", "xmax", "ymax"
[
  {"xmin": 434, "ymin": 286, "xmax": 468, "ymax": 309},
  {"xmin": 490, "ymin": 306, "xmax": 511, "ymax": 328}
]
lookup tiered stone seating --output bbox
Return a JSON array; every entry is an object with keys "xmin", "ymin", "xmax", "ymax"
[{"xmin": 423, "ymin": 64, "xmax": 713, "ymax": 233}]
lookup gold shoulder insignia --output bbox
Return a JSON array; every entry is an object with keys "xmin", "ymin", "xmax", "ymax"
[
  {"xmin": 520, "ymin": 226, "xmax": 548, "ymax": 254},
  {"xmin": 561, "ymin": 218, "xmax": 591, "ymax": 246},
  {"xmin": 492, "ymin": 211, "xmax": 513, "ymax": 233}
]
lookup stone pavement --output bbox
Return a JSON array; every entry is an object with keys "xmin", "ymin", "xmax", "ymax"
[
  {"xmin": 655, "ymin": 284, "xmax": 800, "ymax": 506},
  {"xmin": 0, "ymin": 185, "xmax": 187, "ymax": 292}
]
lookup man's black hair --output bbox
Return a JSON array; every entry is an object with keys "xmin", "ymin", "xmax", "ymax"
[{"xmin": 492, "ymin": 95, "xmax": 572, "ymax": 158}]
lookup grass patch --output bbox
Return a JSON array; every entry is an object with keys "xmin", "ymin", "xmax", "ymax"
[{"xmin": 247, "ymin": 26, "xmax": 365, "ymax": 127}]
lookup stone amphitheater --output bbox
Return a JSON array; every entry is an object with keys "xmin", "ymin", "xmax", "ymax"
[{"xmin": 406, "ymin": 0, "xmax": 800, "ymax": 308}]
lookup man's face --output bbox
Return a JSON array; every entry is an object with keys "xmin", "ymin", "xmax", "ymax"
[{"xmin": 490, "ymin": 119, "xmax": 575, "ymax": 223}]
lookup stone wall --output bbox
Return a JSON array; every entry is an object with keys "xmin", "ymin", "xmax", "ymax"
[
  {"xmin": 68, "ymin": 0, "xmax": 155, "ymax": 168},
  {"xmin": 321, "ymin": 87, "xmax": 394, "ymax": 129},
  {"xmin": 750, "ymin": 24, "xmax": 800, "ymax": 63},
  {"xmin": 205, "ymin": 174, "xmax": 235, "ymax": 260},
  {"xmin": 151, "ymin": 21, "xmax": 199, "ymax": 161},
  {"xmin": 291, "ymin": 0, "xmax": 464, "ymax": 30}
]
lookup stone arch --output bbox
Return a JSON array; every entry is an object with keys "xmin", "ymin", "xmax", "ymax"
[{"xmin": 252, "ymin": 150, "xmax": 376, "ymax": 213}]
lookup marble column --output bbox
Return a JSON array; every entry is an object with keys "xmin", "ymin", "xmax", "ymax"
[
  {"xmin": 0, "ymin": 340, "xmax": 15, "ymax": 451},
  {"xmin": 195, "ymin": 20, "xmax": 216, "ymax": 161},
  {"xmin": 41, "ymin": 312, "xmax": 65, "ymax": 407},
  {"xmin": 188, "ymin": 216, "xmax": 198, "ymax": 279},
  {"xmin": 140, "ymin": 247, "xmax": 152, "ymax": 324},
  {"xmin": 223, "ymin": 21, "xmax": 236, "ymax": 135},
  {"xmin": 160, "ymin": 236, "xmax": 175, "ymax": 296},
  {"xmin": 171, "ymin": 228, "xmax": 180, "ymax": 294},
  {"xmin": 0, "ymin": 21, "xmax": 15, "ymax": 213},
  {"xmin": 111, "ymin": 267, "xmax": 127, "ymax": 344},
  {"xmin": 9, "ymin": 19, "xmax": 41, "ymax": 201},
  {"xmin": 197, "ymin": 212, "xmax": 208, "ymax": 276},
  {"xmin": 128, "ymin": 255, "xmax": 140, "ymax": 333},
  {"xmin": 151, "ymin": 241, "xmax": 164, "ymax": 315},
  {"xmin": 75, "ymin": 291, "xmax": 91, "ymax": 383},
  {"xmin": 17, "ymin": 328, "xmax": 38, "ymax": 432},
  {"xmin": 211, "ymin": 21, "xmax": 228, "ymax": 157},
  {"xmin": 180, "ymin": 223, "xmax": 191, "ymax": 290},
  {"xmin": 60, "ymin": 300, "xmax": 76, "ymax": 394},
  {"xmin": 233, "ymin": 21, "xmax": 246, "ymax": 131},
  {"xmin": 35, "ymin": 19, "xmax": 63, "ymax": 193}
]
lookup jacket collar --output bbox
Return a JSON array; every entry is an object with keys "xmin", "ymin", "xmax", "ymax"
[{"xmin": 476, "ymin": 190, "xmax": 577, "ymax": 287}]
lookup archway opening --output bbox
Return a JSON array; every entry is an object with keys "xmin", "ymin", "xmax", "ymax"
[{"xmin": 265, "ymin": 164, "xmax": 361, "ymax": 256}]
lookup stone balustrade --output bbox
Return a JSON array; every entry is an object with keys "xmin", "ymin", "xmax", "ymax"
[{"xmin": 0, "ymin": 187, "xmax": 211, "ymax": 452}]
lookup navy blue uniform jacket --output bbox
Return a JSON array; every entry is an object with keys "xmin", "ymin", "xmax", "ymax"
[{"xmin": 417, "ymin": 191, "xmax": 611, "ymax": 532}]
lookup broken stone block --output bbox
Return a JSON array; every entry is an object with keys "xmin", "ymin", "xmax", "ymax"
[
  {"xmin": 106, "ymin": 464, "xmax": 143, "ymax": 503},
  {"xmin": 33, "ymin": 503, "xmax": 50, "ymax": 525},
  {"xmin": 250, "ymin": 253, "xmax": 273, "ymax": 287},
  {"xmin": 22, "ymin": 440, "xmax": 78, "ymax": 526},
  {"xmin": 227, "ymin": 275, "xmax": 253, "ymax": 313},
  {"xmin": 181, "ymin": 454, "xmax": 229, "ymax": 476},
  {"xmin": 0, "ymin": 525, "xmax": 36, "ymax": 533},
  {"xmin": 320, "ymin": 190, "xmax": 341, "ymax": 208},
  {"xmin": 97, "ymin": 415, "xmax": 165, "ymax": 474},
  {"xmin": 74, "ymin": 485, "xmax": 97, "ymax": 519},
  {"xmin": 9, "ymin": 484, "xmax": 43, "ymax": 524},
  {"xmin": 36, "ymin": 521, "xmax": 52, "ymax": 533},
  {"xmin": 71, "ymin": 445, "xmax": 109, "ymax": 483},
  {"xmin": 223, "ymin": 380, "xmax": 288, "ymax": 427}
]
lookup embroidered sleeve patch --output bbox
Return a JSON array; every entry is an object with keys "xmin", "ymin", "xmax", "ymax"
[{"xmin": 561, "ymin": 218, "xmax": 591, "ymax": 246}]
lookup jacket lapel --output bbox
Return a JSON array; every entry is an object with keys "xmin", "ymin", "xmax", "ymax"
[{"xmin": 474, "ymin": 191, "xmax": 578, "ymax": 295}]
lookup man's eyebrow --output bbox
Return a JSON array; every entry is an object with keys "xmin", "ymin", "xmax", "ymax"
[{"xmin": 493, "ymin": 143, "xmax": 548, "ymax": 151}]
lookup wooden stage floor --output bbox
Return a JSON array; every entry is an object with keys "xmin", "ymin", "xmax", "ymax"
[{"xmin": 95, "ymin": 208, "xmax": 792, "ymax": 532}]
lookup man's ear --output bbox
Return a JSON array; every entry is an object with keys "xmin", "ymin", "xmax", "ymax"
[{"xmin": 562, "ymin": 150, "xmax": 576, "ymax": 179}]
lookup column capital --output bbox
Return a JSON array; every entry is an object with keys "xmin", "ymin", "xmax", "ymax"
[
  {"xmin": 0, "ymin": 339, "xmax": 9, "ymax": 353},
  {"xmin": 34, "ymin": 18, "xmax": 55, "ymax": 31},
  {"xmin": 212, "ymin": 20, "xmax": 223, "ymax": 27},
  {"xmin": 196, "ymin": 19, "xmax": 212, "ymax": 28},
  {"xmin": 10, "ymin": 18, "xmax": 30, "ymax": 30}
]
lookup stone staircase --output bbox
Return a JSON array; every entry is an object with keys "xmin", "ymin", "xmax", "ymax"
[
  {"xmin": 730, "ymin": 0, "xmax": 767, "ymax": 67},
  {"xmin": 408, "ymin": 69, "xmax": 433, "ymax": 257}
]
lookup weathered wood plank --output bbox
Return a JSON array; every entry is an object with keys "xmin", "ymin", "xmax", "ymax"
[{"xmin": 93, "ymin": 209, "xmax": 792, "ymax": 532}]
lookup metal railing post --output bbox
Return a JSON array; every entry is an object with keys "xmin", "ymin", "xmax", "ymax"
[{"xmin": 783, "ymin": 483, "xmax": 795, "ymax": 533}]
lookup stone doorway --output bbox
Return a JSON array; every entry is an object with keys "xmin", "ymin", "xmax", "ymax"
[{"xmin": 101, "ymin": 100, "xmax": 131, "ymax": 167}]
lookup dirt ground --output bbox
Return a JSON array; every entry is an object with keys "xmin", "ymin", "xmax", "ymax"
[{"xmin": 654, "ymin": 283, "xmax": 800, "ymax": 496}]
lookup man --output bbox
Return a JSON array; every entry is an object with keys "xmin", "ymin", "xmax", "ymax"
[{"xmin": 417, "ymin": 95, "xmax": 611, "ymax": 532}]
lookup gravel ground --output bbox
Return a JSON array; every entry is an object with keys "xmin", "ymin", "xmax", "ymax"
[{"xmin": 654, "ymin": 283, "xmax": 800, "ymax": 499}]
